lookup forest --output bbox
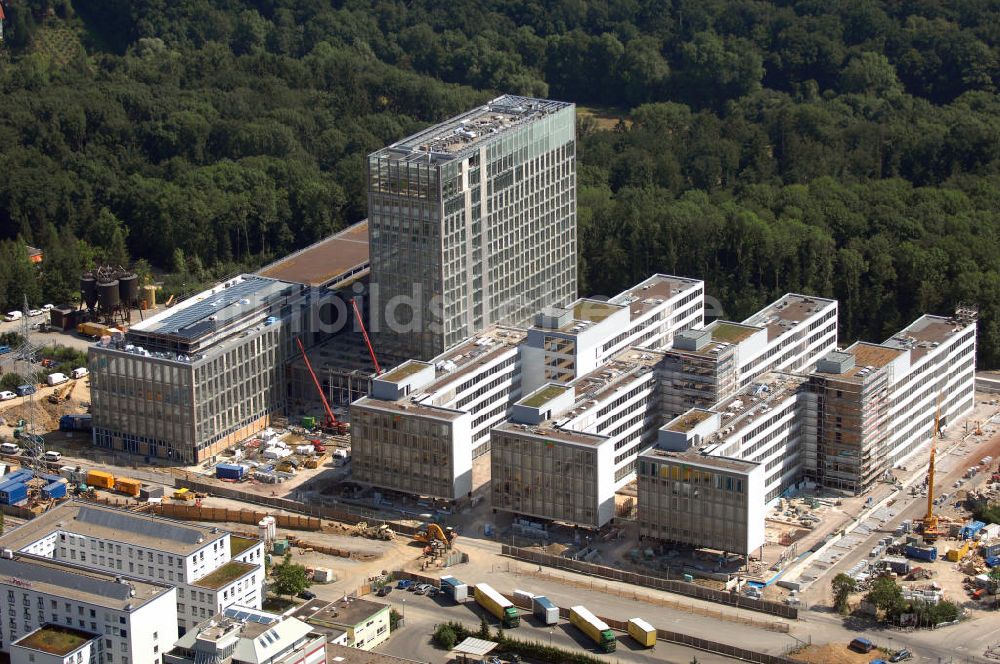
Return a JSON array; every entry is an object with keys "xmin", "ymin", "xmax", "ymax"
[{"xmin": 1, "ymin": 1, "xmax": 1000, "ymax": 364}]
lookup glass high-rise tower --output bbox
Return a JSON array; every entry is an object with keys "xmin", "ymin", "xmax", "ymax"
[{"xmin": 367, "ymin": 95, "xmax": 577, "ymax": 361}]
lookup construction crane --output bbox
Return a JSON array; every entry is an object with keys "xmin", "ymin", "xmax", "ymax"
[
  {"xmin": 295, "ymin": 337, "xmax": 348, "ymax": 435},
  {"xmin": 922, "ymin": 407, "xmax": 944, "ymax": 543},
  {"xmin": 349, "ymin": 298, "xmax": 382, "ymax": 375}
]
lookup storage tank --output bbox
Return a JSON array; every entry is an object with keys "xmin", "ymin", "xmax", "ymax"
[
  {"xmin": 81, "ymin": 273, "xmax": 98, "ymax": 309},
  {"xmin": 118, "ymin": 273, "xmax": 139, "ymax": 304},
  {"xmin": 98, "ymin": 280, "xmax": 120, "ymax": 309},
  {"xmin": 142, "ymin": 284, "xmax": 157, "ymax": 309}
]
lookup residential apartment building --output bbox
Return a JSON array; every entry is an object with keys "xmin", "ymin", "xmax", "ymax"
[
  {"xmin": 89, "ymin": 275, "xmax": 333, "ymax": 463},
  {"xmin": 166, "ymin": 606, "xmax": 327, "ymax": 664},
  {"xmin": 367, "ymin": 95, "xmax": 577, "ymax": 360},
  {"xmin": 661, "ymin": 294, "xmax": 837, "ymax": 418},
  {"xmin": 2, "ymin": 503, "xmax": 264, "ymax": 635},
  {"xmin": 803, "ymin": 309, "xmax": 977, "ymax": 493},
  {"xmin": 520, "ymin": 274, "xmax": 703, "ymax": 394},
  {"xmin": 490, "ymin": 349, "xmax": 662, "ymax": 528},
  {"xmin": 0, "ymin": 553, "xmax": 177, "ymax": 664},
  {"xmin": 290, "ymin": 598, "xmax": 391, "ymax": 652},
  {"xmin": 350, "ymin": 326, "xmax": 525, "ymax": 500}
]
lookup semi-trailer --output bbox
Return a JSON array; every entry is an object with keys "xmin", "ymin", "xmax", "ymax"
[
  {"xmin": 532, "ymin": 596, "xmax": 559, "ymax": 625},
  {"xmin": 440, "ymin": 575, "xmax": 469, "ymax": 602},
  {"xmin": 474, "ymin": 583, "xmax": 519, "ymax": 627},
  {"xmin": 569, "ymin": 605, "xmax": 615, "ymax": 653},
  {"xmin": 627, "ymin": 618, "xmax": 656, "ymax": 647}
]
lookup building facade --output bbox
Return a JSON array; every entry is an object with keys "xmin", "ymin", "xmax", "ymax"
[
  {"xmin": 166, "ymin": 607, "xmax": 326, "ymax": 664},
  {"xmin": 367, "ymin": 95, "xmax": 577, "ymax": 360},
  {"xmin": 291, "ymin": 598, "xmax": 390, "ymax": 652}
]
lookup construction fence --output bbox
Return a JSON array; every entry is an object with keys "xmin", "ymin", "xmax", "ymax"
[
  {"xmin": 149, "ymin": 503, "xmax": 322, "ymax": 530},
  {"xmin": 501, "ymin": 544, "xmax": 798, "ymax": 620},
  {"xmin": 174, "ymin": 478, "xmax": 420, "ymax": 536}
]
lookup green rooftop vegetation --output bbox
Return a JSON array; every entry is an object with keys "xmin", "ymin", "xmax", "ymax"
[
  {"xmin": 711, "ymin": 322, "xmax": 757, "ymax": 344},
  {"xmin": 229, "ymin": 536, "xmax": 258, "ymax": 557},
  {"xmin": 381, "ymin": 361, "xmax": 430, "ymax": 383},
  {"xmin": 520, "ymin": 384, "xmax": 568, "ymax": 408},
  {"xmin": 16, "ymin": 626, "xmax": 92, "ymax": 655},
  {"xmin": 667, "ymin": 409, "xmax": 713, "ymax": 432},
  {"xmin": 192, "ymin": 561, "xmax": 256, "ymax": 589},
  {"xmin": 573, "ymin": 300, "xmax": 619, "ymax": 323}
]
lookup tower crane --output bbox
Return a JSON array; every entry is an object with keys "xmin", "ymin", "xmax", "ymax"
[
  {"xmin": 922, "ymin": 407, "xmax": 944, "ymax": 543},
  {"xmin": 295, "ymin": 337, "xmax": 348, "ymax": 435}
]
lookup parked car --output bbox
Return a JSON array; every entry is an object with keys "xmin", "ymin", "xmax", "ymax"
[
  {"xmin": 889, "ymin": 650, "xmax": 912, "ymax": 662},
  {"xmin": 4, "ymin": 311, "xmax": 22, "ymax": 322},
  {"xmin": 499, "ymin": 654, "xmax": 521, "ymax": 663},
  {"xmin": 43, "ymin": 451, "xmax": 62, "ymax": 463},
  {"xmin": 28, "ymin": 309, "xmax": 43, "ymax": 317},
  {"xmin": 42, "ymin": 304, "xmax": 54, "ymax": 311},
  {"xmin": 376, "ymin": 585, "xmax": 392, "ymax": 597},
  {"xmin": 850, "ymin": 637, "xmax": 876, "ymax": 654},
  {"xmin": 0, "ymin": 391, "xmax": 15, "ymax": 401},
  {"xmin": 297, "ymin": 590, "xmax": 316, "ymax": 600},
  {"xmin": 395, "ymin": 579, "xmax": 414, "ymax": 590},
  {"xmin": 0, "ymin": 443, "xmax": 20, "ymax": 455}
]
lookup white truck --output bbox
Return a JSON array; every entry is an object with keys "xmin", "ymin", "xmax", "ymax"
[{"xmin": 46, "ymin": 373, "xmax": 69, "ymax": 386}]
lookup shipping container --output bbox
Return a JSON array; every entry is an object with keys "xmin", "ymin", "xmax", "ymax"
[
  {"xmin": 85, "ymin": 470, "xmax": 115, "ymax": 489},
  {"xmin": 532, "ymin": 596, "xmax": 558, "ymax": 625},
  {"xmin": 569, "ymin": 606, "xmax": 615, "ymax": 653},
  {"xmin": 140, "ymin": 485, "xmax": 164, "ymax": 501},
  {"xmin": 904, "ymin": 544, "xmax": 938, "ymax": 562},
  {"xmin": 115, "ymin": 478, "xmax": 141, "ymax": 497},
  {"xmin": 42, "ymin": 480, "xmax": 67, "ymax": 500},
  {"xmin": 440, "ymin": 575, "xmax": 469, "ymax": 602},
  {"xmin": 216, "ymin": 463, "xmax": 246, "ymax": 481},
  {"xmin": 986, "ymin": 556, "xmax": 1000, "ymax": 568},
  {"xmin": 961, "ymin": 521, "xmax": 987, "ymax": 540},
  {"xmin": 946, "ymin": 541, "xmax": 971, "ymax": 562},
  {"xmin": 0, "ymin": 482, "xmax": 28, "ymax": 505},
  {"xmin": 59, "ymin": 414, "xmax": 93, "ymax": 432},
  {"xmin": 883, "ymin": 557, "xmax": 911, "ymax": 574},
  {"xmin": 474, "ymin": 583, "xmax": 519, "ymax": 627},
  {"xmin": 982, "ymin": 542, "xmax": 1000, "ymax": 558},
  {"xmin": 301, "ymin": 416, "xmax": 317, "ymax": 429},
  {"xmin": 513, "ymin": 589, "xmax": 534, "ymax": 606},
  {"xmin": 627, "ymin": 617, "xmax": 656, "ymax": 647}
]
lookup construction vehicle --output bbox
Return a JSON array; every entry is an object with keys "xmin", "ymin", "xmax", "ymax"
[
  {"xmin": 349, "ymin": 298, "xmax": 382, "ymax": 375},
  {"xmin": 440, "ymin": 575, "xmax": 469, "ymax": 602},
  {"xmin": 47, "ymin": 380, "xmax": 78, "ymax": 404},
  {"xmin": 352, "ymin": 522, "xmax": 395, "ymax": 540},
  {"xmin": 569, "ymin": 605, "xmax": 615, "ymax": 652},
  {"xmin": 627, "ymin": 617, "xmax": 657, "ymax": 647},
  {"xmin": 413, "ymin": 522, "xmax": 457, "ymax": 548},
  {"xmin": 474, "ymin": 583, "xmax": 519, "ymax": 627},
  {"xmin": 294, "ymin": 337, "xmax": 349, "ymax": 435},
  {"xmin": 922, "ymin": 407, "xmax": 944, "ymax": 543}
]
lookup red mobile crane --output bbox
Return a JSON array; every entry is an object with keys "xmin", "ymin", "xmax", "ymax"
[
  {"xmin": 295, "ymin": 337, "xmax": 349, "ymax": 435},
  {"xmin": 349, "ymin": 298, "xmax": 382, "ymax": 375}
]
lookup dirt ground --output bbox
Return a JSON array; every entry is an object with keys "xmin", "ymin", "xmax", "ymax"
[
  {"xmin": 0, "ymin": 379, "xmax": 90, "ymax": 438},
  {"xmin": 790, "ymin": 643, "xmax": 887, "ymax": 664}
]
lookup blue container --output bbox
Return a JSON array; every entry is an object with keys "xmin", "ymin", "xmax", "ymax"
[
  {"xmin": 0, "ymin": 482, "xmax": 28, "ymax": 505},
  {"xmin": 987, "ymin": 556, "xmax": 1000, "ymax": 568},
  {"xmin": 216, "ymin": 463, "xmax": 245, "ymax": 480},
  {"xmin": 4, "ymin": 469, "xmax": 32, "ymax": 484},
  {"xmin": 904, "ymin": 544, "xmax": 938, "ymax": 562},
  {"xmin": 59, "ymin": 414, "xmax": 92, "ymax": 432},
  {"xmin": 982, "ymin": 543, "xmax": 1000, "ymax": 558},
  {"xmin": 42, "ymin": 481, "xmax": 67, "ymax": 500}
]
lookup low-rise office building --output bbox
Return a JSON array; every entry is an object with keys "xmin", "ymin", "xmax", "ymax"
[
  {"xmin": 290, "ymin": 598, "xmax": 390, "ymax": 652},
  {"xmin": 2, "ymin": 502, "xmax": 264, "ymax": 634},
  {"xmin": 350, "ymin": 326, "xmax": 525, "ymax": 500},
  {"xmin": 491, "ymin": 349, "xmax": 662, "ymax": 528},
  {"xmin": 0, "ymin": 553, "xmax": 177, "ymax": 664}
]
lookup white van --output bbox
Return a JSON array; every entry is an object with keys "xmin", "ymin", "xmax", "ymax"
[
  {"xmin": 46, "ymin": 373, "xmax": 69, "ymax": 386},
  {"xmin": 71, "ymin": 367, "xmax": 89, "ymax": 379},
  {"xmin": 43, "ymin": 451, "xmax": 62, "ymax": 463},
  {"xmin": 0, "ymin": 443, "xmax": 21, "ymax": 455},
  {"xmin": 3, "ymin": 311, "xmax": 22, "ymax": 322},
  {"xmin": 0, "ymin": 391, "xmax": 15, "ymax": 401}
]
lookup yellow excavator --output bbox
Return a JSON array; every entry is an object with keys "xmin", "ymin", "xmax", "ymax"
[{"xmin": 413, "ymin": 522, "xmax": 457, "ymax": 548}]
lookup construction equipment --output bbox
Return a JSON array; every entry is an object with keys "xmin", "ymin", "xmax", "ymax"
[
  {"xmin": 352, "ymin": 522, "xmax": 395, "ymax": 540},
  {"xmin": 413, "ymin": 522, "xmax": 457, "ymax": 548},
  {"xmin": 294, "ymin": 337, "xmax": 349, "ymax": 435},
  {"xmin": 47, "ymin": 380, "xmax": 78, "ymax": 404},
  {"xmin": 923, "ymin": 407, "xmax": 944, "ymax": 543},
  {"xmin": 349, "ymin": 298, "xmax": 382, "ymax": 375}
]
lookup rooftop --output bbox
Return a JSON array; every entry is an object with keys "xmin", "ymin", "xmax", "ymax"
[
  {"xmin": 292, "ymin": 597, "xmax": 388, "ymax": 629},
  {"xmin": 571, "ymin": 347, "xmax": 662, "ymax": 403},
  {"xmin": 14, "ymin": 625, "xmax": 96, "ymax": 655},
  {"xmin": 419, "ymin": 326, "xmax": 526, "ymax": 396},
  {"xmin": 0, "ymin": 502, "xmax": 226, "ymax": 555},
  {"xmin": 884, "ymin": 313, "xmax": 976, "ymax": 362},
  {"xmin": 519, "ymin": 384, "xmax": 569, "ymax": 408},
  {"xmin": 666, "ymin": 409, "xmax": 713, "ymax": 433},
  {"xmin": 742, "ymin": 294, "xmax": 836, "ymax": 342},
  {"xmin": 229, "ymin": 536, "xmax": 259, "ymax": 557},
  {"xmin": 376, "ymin": 95, "xmax": 572, "ymax": 164},
  {"xmin": 610, "ymin": 274, "xmax": 703, "ymax": 321},
  {"xmin": 354, "ymin": 395, "xmax": 465, "ymax": 421},
  {"xmin": 710, "ymin": 372, "xmax": 808, "ymax": 442},
  {"xmin": 257, "ymin": 220, "xmax": 370, "ymax": 289},
  {"xmin": 192, "ymin": 561, "xmax": 257, "ymax": 590},
  {"xmin": 380, "ymin": 360, "xmax": 431, "ymax": 383},
  {"xmin": 0, "ymin": 554, "xmax": 171, "ymax": 610},
  {"xmin": 710, "ymin": 321, "xmax": 760, "ymax": 344},
  {"xmin": 642, "ymin": 447, "xmax": 760, "ymax": 473},
  {"xmin": 572, "ymin": 299, "xmax": 621, "ymax": 323},
  {"xmin": 325, "ymin": 644, "xmax": 423, "ymax": 664},
  {"xmin": 494, "ymin": 420, "xmax": 609, "ymax": 447}
]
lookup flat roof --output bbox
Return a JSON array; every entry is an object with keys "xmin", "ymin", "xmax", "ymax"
[
  {"xmin": 520, "ymin": 384, "xmax": 569, "ymax": 408},
  {"xmin": 293, "ymin": 597, "xmax": 388, "ymax": 629},
  {"xmin": 14, "ymin": 625, "xmax": 96, "ymax": 655},
  {"xmin": 494, "ymin": 421, "xmax": 609, "ymax": 447},
  {"xmin": 230, "ymin": 536, "xmax": 259, "ymax": 557},
  {"xmin": 742, "ymin": 294, "xmax": 836, "ymax": 342},
  {"xmin": 451, "ymin": 637, "xmax": 498, "ymax": 657},
  {"xmin": 325, "ymin": 644, "xmax": 420, "ymax": 664},
  {"xmin": 353, "ymin": 395, "xmax": 465, "ymax": 421},
  {"xmin": 0, "ymin": 501, "xmax": 226, "ymax": 556},
  {"xmin": 571, "ymin": 299, "xmax": 621, "ymax": 323},
  {"xmin": 376, "ymin": 95, "xmax": 572, "ymax": 164},
  {"xmin": 419, "ymin": 326, "xmax": 526, "ymax": 395},
  {"xmin": 840, "ymin": 342, "xmax": 905, "ymax": 379},
  {"xmin": 611, "ymin": 274, "xmax": 703, "ymax": 320},
  {"xmin": 641, "ymin": 448, "xmax": 760, "ymax": 473},
  {"xmin": 711, "ymin": 372, "xmax": 808, "ymax": 437},
  {"xmin": 0, "ymin": 555, "xmax": 171, "ymax": 610},
  {"xmin": 257, "ymin": 221, "xmax": 370, "ymax": 289},
  {"xmin": 191, "ymin": 561, "xmax": 257, "ymax": 590},
  {"xmin": 709, "ymin": 321, "xmax": 760, "ymax": 344},
  {"xmin": 380, "ymin": 360, "xmax": 431, "ymax": 383},
  {"xmin": 572, "ymin": 347, "xmax": 662, "ymax": 403},
  {"xmin": 666, "ymin": 409, "xmax": 713, "ymax": 433},
  {"xmin": 884, "ymin": 314, "xmax": 975, "ymax": 362}
]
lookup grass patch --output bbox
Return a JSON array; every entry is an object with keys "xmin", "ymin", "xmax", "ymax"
[
  {"xmin": 711, "ymin": 322, "xmax": 757, "ymax": 344},
  {"xmin": 16, "ymin": 626, "xmax": 92, "ymax": 655},
  {"xmin": 262, "ymin": 596, "xmax": 297, "ymax": 613},
  {"xmin": 381, "ymin": 361, "xmax": 430, "ymax": 383},
  {"xmin": 577, "ymin": 106, "xmax": 630, "ymax": 132},
  {"xmin": 192, "ymin": 561, "xmax": 256, "ymax": 589},
  {"xmin": 230, "ymin": 536, "xmax": 258, "ymax": 557},
  {"xmin": 667, "ymin": 409, "xmax": 712, "ymax": 432},
  {"xmin": 520, "ymin": 384, "xmax": 567, "ymax": 408},
  {"xmin": 32, "ymin": 22, "xmax": 84, "ymax": 67}
]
